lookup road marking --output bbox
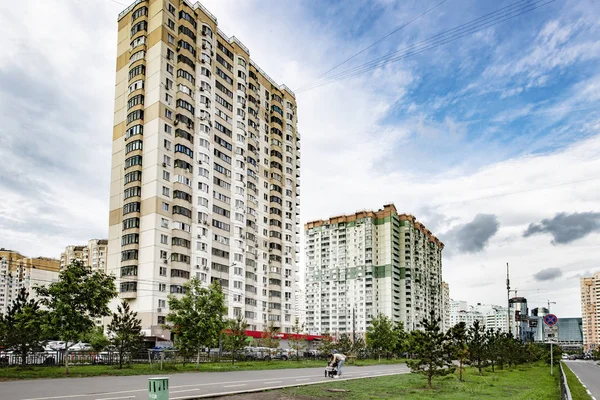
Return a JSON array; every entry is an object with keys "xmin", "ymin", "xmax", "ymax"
[
  {"xmin": 170, "ymin": 389, "xmax": 199, "ymax": 394},
  {"xmin": 263, "ymin": 381, "xmax": 282, "ymax": 384},
  {"xmin": 95, "ymin": 397, "xmax": 134, "ymax": 400},
  {"xmin": 19, "ymin": 367, "xmax": 410, "ymax": 400},
  {"xmin": 295, "ymin": 378, "xmax": 310, "ymax": 381},
  {"xmin": 223, "ymin": 384, "xmax": 246, "ymax": 388}
]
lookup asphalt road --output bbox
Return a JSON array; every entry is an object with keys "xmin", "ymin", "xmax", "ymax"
[
  {"xmin": 1, "ymin": 363, "xmax": 409, "ymax": 400},
  {"xmin": 563, "ymin": 360, "xmax": 600, "ymax": 399}
]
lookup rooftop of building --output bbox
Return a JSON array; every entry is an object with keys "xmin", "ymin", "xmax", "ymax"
[
  {"xmin": 117, "ymin": 0, "xmax": 295, "ymax": 98},
  {"xmin": 305, "ymin": 203, "xmax": 444, "ymax": 248}
]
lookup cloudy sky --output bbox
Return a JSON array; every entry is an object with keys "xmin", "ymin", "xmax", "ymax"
[{"xmin": 1, "ymin": 0, "xmax": 599, "ymax": 318}]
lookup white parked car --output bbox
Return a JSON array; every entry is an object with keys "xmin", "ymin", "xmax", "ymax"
[{"xmin": 70, "ymin": 342, "xmax": 92, "ymax": 351}]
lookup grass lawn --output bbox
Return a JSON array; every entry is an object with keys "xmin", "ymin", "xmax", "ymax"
[
  {"xmin": 281, "ymin": 363, "xmax": 559, "ymax": 400},
  {"xmin": 561, "ymin": 362, "xmax": 592, "ymax": 400},
  {"xmin": 0, "ymin": 358, "xmax": 406, "ymax": 380}
]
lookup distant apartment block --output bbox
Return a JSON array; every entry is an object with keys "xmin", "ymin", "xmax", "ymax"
[
  {"xmin": 109, "ymin": 0, "xmax": 300, "ymax": 337},
  {"xmin": 304, "ymin": 204, "xmax": 444, "ymax": 335},
  {"xmin": 60, "ymin": 239, "xmax": 108, "ymax": 272},
  {"xmin": 0, "ymin": 249, "xmax": 60, "ymax": 314},
  {"xmin": 450, "ymin": 299, "xmax": 511, "ymax": 333},
  {"xmin": 581, "ymin": 272, "xmax": 600, "ymax": 351}
]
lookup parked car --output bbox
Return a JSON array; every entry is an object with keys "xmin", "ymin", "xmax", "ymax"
[
  {"xmin": 243, "ymin": 346, "xmax": 275, "ymax": 361},
  {"xmin": 69, "ymin": 342, "xmax": 92, "ymax": 351}
]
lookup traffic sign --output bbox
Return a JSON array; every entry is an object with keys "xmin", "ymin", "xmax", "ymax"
[{"xmin": 544, "ymin": 314, "xmax": 558, "ymax": 326}]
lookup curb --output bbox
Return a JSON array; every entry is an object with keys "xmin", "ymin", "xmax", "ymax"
[{"xmin": 170, "ymin": 370, "xmax": 410, "ymax": 400}]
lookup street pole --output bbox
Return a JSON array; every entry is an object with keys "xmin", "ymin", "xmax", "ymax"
[
  {"xmin": 547, "ymin": 300, "xmax": 556, "ymax": 376},
  {"xmin": 506, "ymin": 263, "xmax": 511, "ymax": 336},
  {"xmin": 352, "ymin": 307, "xmax": 356, "ymax": 343}
]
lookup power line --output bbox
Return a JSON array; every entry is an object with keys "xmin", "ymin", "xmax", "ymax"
[
  {"xmin": 297, "ymin": 0, "xmax": 556, "ymax": 93},
  {"xmin": 297, "ymin": 0, "xmax": 538, "ymax": 90},
  {"xmin": 295, "ymin": 0, "xmax": 450, "ymax": 91}
]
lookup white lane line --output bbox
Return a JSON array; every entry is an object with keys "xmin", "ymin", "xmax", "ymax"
[
  {"xmin": 95, "ymin": 397, "xmax": 134, "ymax": 400},
  {"xmin": 223, "ymin": 384, "xmax": 246, "ymax": 388},
  {"xmin": 263, "ymin": 381, "xmax": 282, "ymax": 384},
  {"xmin": 295, "ymin": 378, "xmax": 310, "ymax": 381},
  {"xmin": 170, "ymin": 389, "xmax": 199, "ymax": 394},
  {"xmin": 19, "ymin": 373, "xmax": 320, "ymax": 400},
  {"xmin": 21, "ymin": 368, "xmax": 410, "ymax": 400}
]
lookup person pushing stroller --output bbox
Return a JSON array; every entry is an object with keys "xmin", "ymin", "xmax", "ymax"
[{"xmin": 328, "ymin": 350, "xmax": 346, "ymax": 378}]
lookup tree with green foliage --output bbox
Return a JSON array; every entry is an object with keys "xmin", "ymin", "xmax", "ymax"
[
  {"xmin": 107, "ymin": 300, "xmax": 144, "ymax": 369},
  {"xmin": 336, "ymin": 333, "xmax": 353, "ymax": 356},
  {"xmin": 35, "ymin": 260, "xmax": 116, "ymax": 374},
  {"xmin": 0, "ymin": 288, "xmax": 47, "ymax": 366},
  {"xmin": 407, "ymin": 311, "xmax": 455, "ymax": 389},
  {"xmin": 366, "ymin": 313, "xmax": 397, "ymax": 361},
  {"xmin": 393, "ymin": 321, "xmax": 408, "ymax": 358},
  {"xmin": 288, "ymin": 317, "xmax": 306, "ymax": 361},
  {"xmin": 485, "ymin": 328, "xmax": 502, "ymax": 372},
  {"xmin": 448, "ymin": 322, "xmax": 469, "ymax": 381},
  {"xmin": 166, "ymin": 279, "xmax": 226, "ymax": 370},
  {"xmin": 82, "ymin": 326, "xmax": 110, "ymax": 353},
  {"xmin": 317, "ymin": 334, "xmax": 336, "ymax": 358},
  {"xmin": 466, "ymin": 320, "xmax": 488, "ymax": 376},
  {"xmin": 258, "ymin": 321, "xmax": 281, "ymax": 350},
  {"xmin": 223, "ymin": 315, "xmax": 248, "ymax": 365},
  {"xmin": 352, "ymin": 336, "xmax": 367, "ymax": 359}
]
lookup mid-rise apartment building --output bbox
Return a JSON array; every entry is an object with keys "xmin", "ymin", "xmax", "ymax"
[
  {"xmin": 109, "ymin": 0, "xmax": 300, "ymax": 336},
  {"xmin": 450, "ymin": 299, "xmax": 512, "ymax": 333},
  {"xmin": 60, "ymin": 239, "xmax": 108, "ymax": 271},
  {"xmin": 581, "ymin": 272, "xmax": 600, "ymax": 351},
  {"xmin": 304, "ymin": 204, "xmax": 443, "ymax": 334},
  {"xmin": 0, "ymin": 249, "xmax": 60, "ymax": 314}
]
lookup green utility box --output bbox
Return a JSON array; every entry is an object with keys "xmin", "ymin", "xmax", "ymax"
[{"xmin": 148, "ymin": 377, "xmax": 169, "ymax": 400}]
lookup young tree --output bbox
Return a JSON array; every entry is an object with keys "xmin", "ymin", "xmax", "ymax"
[
  {"xmin": 317, "ymin": 334, "xmax": 336, "ymax": 358},
  {"xmin": 336, "ymin": 333, "xmax": 353, "ymax": 356},
  {"xmin": 407, "ymin": 311, "xmax": 455, "ymax": 389},
  {"xmin": 448, "ymin": 322, "xmax": 469, "ymax": 381},
  {"xmin": 393, "ymin": 321, "xmax": 408, "ymax": 358},
  {"xmin": 466, "ymin": 320, "xmax": 487, "ymax": 376},
  {"xmin": 0, "ymin": 288, "xmax": 47, "ymax": 366},
  {"xmin": 485, "ymin": 328, "xmax": 502, "ymax": 372},
  {"xmin": 82, "ymin": 326, "xmax": 110, "ymax": 352},
  {"xmin": 35, "ymin": 260, "xmax": 116, "ymax": 374},
  {"xmin": 107, "ymin": 300, "xmax": 144, "ymax": 369},
  {"xmin": 223, "ymin": 315, "xmax": 248, "ymax": 365},
  {"xmin": 366, "ymin": 313, "xmax": 397, "ymax": 361},
  {"xmin": 258, "ymin": 321, "xmax": 281, "ymax": 350},
  {"xmin": 288, "ymin": 317, "xmax": 306, "ymax": 361},
  {"xmin": 352, "ymin": 336, "xmax": 367, "ymax": 359},
  {"xmin": 166, "ymin": 279, "xmax": 226, "ymax": 370}
]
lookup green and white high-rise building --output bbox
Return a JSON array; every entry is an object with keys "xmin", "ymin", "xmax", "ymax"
[{"xmin": 304, "ymin": 204, "xmax": 444, "ymax": 335}]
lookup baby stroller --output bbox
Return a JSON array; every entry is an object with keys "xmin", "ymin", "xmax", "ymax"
[{"xmin": 325, "ymin": 360, "xmax": 338, "ymax": 378}]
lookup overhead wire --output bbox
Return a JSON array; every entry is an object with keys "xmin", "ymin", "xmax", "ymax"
[
  {"xmin": 295, "ymin": 0, "xmax": 451, "ymax": 91},
  {"xmin": 297, "ymin": 0, "xmax": 540, "ymax": 90},
  {"xmin": 296, "ymin": 0, "xmax": 557, "ymax": 93}
]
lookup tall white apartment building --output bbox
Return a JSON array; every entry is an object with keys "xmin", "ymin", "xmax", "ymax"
[
  {"xmin": 0, "ymin": 249, "xmax": 60, "ymax": 315},
  {"xmin": 108, "ymin": 0, "xmax": 300, "ymax": 336},
  {"xmin": 304, "ymin": 204, "xmax": 444, "ymax": 334},
  {"xmin": 60, "ymin": 239, "xmax": 108, "ymax": 272},
  {"xmin": 441, "ymin": 281, "xmax": 450, "ymax": 331}
]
